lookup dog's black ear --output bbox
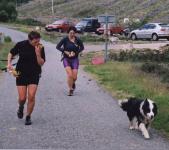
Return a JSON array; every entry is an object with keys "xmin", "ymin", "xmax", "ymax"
[{"xmin": 153, "ymin": 103, "xmax": 158, "ymax": 116}]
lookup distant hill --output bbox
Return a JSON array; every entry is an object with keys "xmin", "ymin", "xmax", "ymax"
[{"xmin": 18, "ymin": 0, "xmax": 169, "ymax": 24}]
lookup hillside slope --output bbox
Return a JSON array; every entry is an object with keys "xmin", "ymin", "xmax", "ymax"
[{"xmin": 18, "ymin": 0, "xmax": 169, "ymax": 23}]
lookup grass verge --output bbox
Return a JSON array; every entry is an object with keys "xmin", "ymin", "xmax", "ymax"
[{"xmin": 0, "ymin": 42, "xmax": 14, "ymax": 71}]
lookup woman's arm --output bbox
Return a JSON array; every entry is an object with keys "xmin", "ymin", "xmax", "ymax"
[
  {"xmin": 56, "ymin": 38, "xmax": 65, "ymax": 52},
  {"xmin": 7, "ymin": 53, "xmax": 13, "ymax": 70},
  {"xmin": 77, "ymin": 38, "xmax": 84, "ymax": 52},
  {"xmin": 57, "ymin": 37, "xmax": 72, "ymax": 57}
]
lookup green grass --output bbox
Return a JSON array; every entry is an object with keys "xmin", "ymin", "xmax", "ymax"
[
  {"xmin": 0, "ymin": 42, "xmax": 14, "ymax": 70},
  {"xmin": 81, "ymin": 52, "xmax": 169, "ymax": 138},
  {"xmin": 79, "ymin": 34, "xmax": 105, "ymax": 43}
]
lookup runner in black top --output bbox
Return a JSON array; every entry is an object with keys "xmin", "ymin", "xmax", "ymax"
[
  {"xmin": 7, "ymin": 31, "xmax": 45, "ymax": 125},
  {"xmin": 56, "ymin": 26, "xmax": 84, "ymax": 96}
]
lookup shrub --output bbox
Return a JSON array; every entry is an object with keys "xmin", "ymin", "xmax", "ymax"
[
  {"xmin": 4, "ymin": 36, "xmax": 12, "ymax": 43},
  {"xmin": 15, "ymin": 18, "xmax": 44, "ymax": 26},
  {"xmin": 140, "ymin": 62, "xmax": 161, "ymax": 73},
  {"xmin": 0, "ymin": 10, "xmax": 8, "ymax": 22},
  {"xmin": 141, "ymin": 62, "xmax": 169, "ymax": 83},
  {"xmin": 0, "ymin": 2, "xmax": 17, "ymax": 22},
  {"xmin": 109, "ymin": 48, "xmax": 169, "ymax": 63}
]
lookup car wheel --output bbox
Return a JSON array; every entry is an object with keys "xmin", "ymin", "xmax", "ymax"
[
  {"xmin": 81, "ymin": 29, "xmax": 84, "ymax": 34},
  {"xmin": 152, "ymin": 33, "xmax": 158, "ymax": 41},
  {"xmin": 95, "ymin": 31, "xmax": 101, "ymax": 35},
  {"xmin": 110, "ymin": 32, "xmax": 114, "ymax": 36},
  {"xmin": 58, "ymin": 29, "xmax": 63, "ymax": 33},
  {"xmin": 120, "ymin": 31, "xmax": 124, "ymax": 36},
  {"xmin": 121, "ymin": 31, "xmax": 128, "ymax": 37},
  {"xmin": 45, "ymin": 28, "xmax": 51, "ymax": 32},
  {"xmin": 131, "ymin": 33, "xmax": 137, "ymax": 40}
]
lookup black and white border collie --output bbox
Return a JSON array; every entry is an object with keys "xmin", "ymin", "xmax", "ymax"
[{"xmin": 119, "ymin": 97, "xmax": 158, "ymax": 139}]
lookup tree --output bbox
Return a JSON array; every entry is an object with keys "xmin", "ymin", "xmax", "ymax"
[
  {"xmin": 0, "ymin": 0, "xmax": 17, "ymax": 22},
  {"xmin": 6, "ymin": 2, "xmax": 17, "ymax": 20},
  {"xmin": 0, "ymin": 10, "xmax": 9, "ymax": 22},
  {"xmin": 0, "ymin": 0, "xmax": 32, "ymax": 22}
]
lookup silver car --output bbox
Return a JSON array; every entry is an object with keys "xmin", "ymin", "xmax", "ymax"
[{"xmin": 130, "ymin": 23, "xmax": 169, "ymax": 41}]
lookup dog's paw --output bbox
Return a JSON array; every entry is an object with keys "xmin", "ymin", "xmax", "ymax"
[
  {"xmin": 143, "ymin": 133, "xmax": 150, "ymax": 139},
  {"xmin": 129, "ymin": 126, "xmax": 134, "ymax": 130},
  {"xmin": 144, "ymin": 135, "xmax": 150, "ymax": 139}
]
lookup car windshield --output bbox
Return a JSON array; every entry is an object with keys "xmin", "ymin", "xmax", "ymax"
[
  {"xmin": 100, "ymin": 23, "xmax": 113, "ymax": 27},
  {"xmin": 77, "ymin": 21, "xmax": 88, "ymax": 26},
  {"xmin": 52, "ymin": 20, "xmax": 65, "ymax": 25},
  {"xmin": 159, "ymin": 23, "xmax": 169, "ymax": 27},
  {"xmin": 140, "ymin": 24, "xmax": 149, "ymax": 29}
]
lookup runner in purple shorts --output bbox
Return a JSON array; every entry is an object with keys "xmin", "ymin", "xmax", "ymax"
[{"xmin": 56, "ymin": 26, "xmax": 84, "ymax": 96}]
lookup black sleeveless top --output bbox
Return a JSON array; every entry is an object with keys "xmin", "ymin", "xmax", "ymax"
[{"xmin": 10, "ymin": 40, "xmax": 45, "ymax": 76}]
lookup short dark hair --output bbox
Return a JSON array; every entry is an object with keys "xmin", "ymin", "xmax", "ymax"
[
  {"xmin": 28, "ymin": 31, "xmax": 41, "ymax": 40},
  {"xmin": 67, "ymin": 26, "xmax": 77, "ymax": 33}
]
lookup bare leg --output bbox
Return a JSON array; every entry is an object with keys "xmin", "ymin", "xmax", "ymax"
[
  {"xmin": 27, "ymin": 84, "xmax": 38, "ymax": 116},
  {"xmin": 72, "ymin": 69, "xmax": 78, "ymax": 89},
  {"xmin": 17, "ymin": 86, "xmax": 27, "ymax": 105},
  {"xmin": 72, "ymin": 69, "xmax": 78, "ymax": 81},
  {"xmin": 17, "ymin": 86, "xmax": 27, "ymax": 118},
  {"xmin": 65, "ymin": 67, "xmax": 74, "ymax": 90}
]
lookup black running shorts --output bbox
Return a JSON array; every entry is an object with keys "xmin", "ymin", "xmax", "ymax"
[{"xmin": 16, "ymin": 74, "xmax": 41, "ymax": 86}]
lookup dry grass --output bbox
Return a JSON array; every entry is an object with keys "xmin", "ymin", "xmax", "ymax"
[{"xmin": 18, "ymin": 0, "xmax": 169, "ymax": 23}]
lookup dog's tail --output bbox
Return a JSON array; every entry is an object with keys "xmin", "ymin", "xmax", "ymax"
[{"xmin": 118, "ymin": 99, "xmax": 129, "ymax": 112}]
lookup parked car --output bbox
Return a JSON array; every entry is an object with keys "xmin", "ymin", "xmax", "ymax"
[
  {"xmin": 129, "ymin": 23, "xmax": 169, "ymax": 41},
  {"xmin": 75, "ymin": 18, "xmax": 100, "ymax": 33},
  {"xmin": 45, "ymin": 19, "xmax": 74, "ymax": 32},
  {"xmin": 96, "ymin": 23, "xmax": 125, "ymax": 36}
]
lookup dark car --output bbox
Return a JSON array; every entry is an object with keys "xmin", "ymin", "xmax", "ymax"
[
  {"xmin": 45, "ymin": 19, "xmax": 74, "ymax": 32},
  {"xmin": 75, "ymin": 18, "xmax": 100, "ymax": 33}
]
